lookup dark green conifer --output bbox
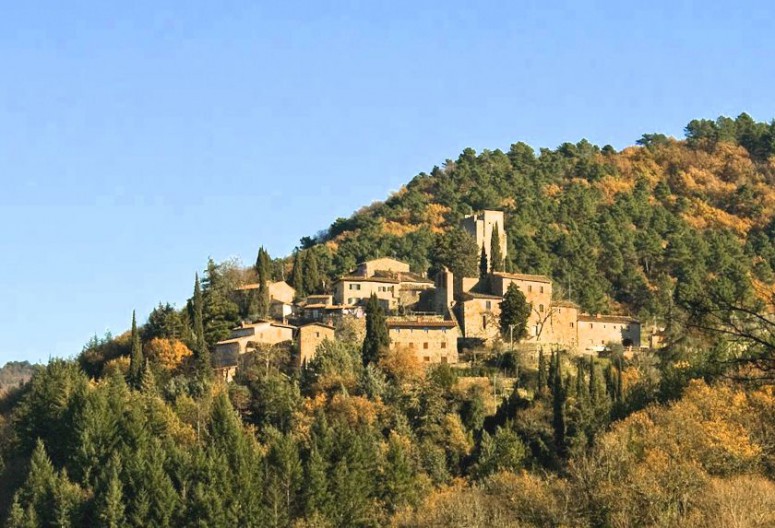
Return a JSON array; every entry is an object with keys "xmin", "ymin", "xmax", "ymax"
[
  {"xmin": 95, "ymin": 456, "xmax": 126, "ymax": 528},
  {"xmin": 537, "ymin": 348, "xmax": 547, "ymax": 396},
  {"xmin": 255, "ymin": 247, "xmax": 271, "ymax": 319},
  {"xmin": 304, "ymin": 249, "xmax": 321, "ymax": 295},
  {"xmin": 291, "ymin": 250, "xmax": 306, "ymax": 300},
  {"xmin": 362, "ymin": 294, "xmax": 389, "ymax": 366},
  {"xmin": 479, "ymin": 244, "xmax": 489, "ymax": 279},
  {"xmin": 128, "ymin": 310, "xmax": 143, "ymax": 388},
  {"xmin": 490, "ymin": 223, "xmax": 504, "ymax": 272},
  {"xmin": 551, "ymin": 355, "xmax": 567, "ymax": 458}
]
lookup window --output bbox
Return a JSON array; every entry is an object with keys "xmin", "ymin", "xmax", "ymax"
[
  {"xmin": 528, "ymin": 285, "xmax": 533, "ymax": 293},
  {"xmin": 441, "ymin": 356, "xmax": 448, "ymax": 364},
  {"xmin": 485, "ymin": 301, "xmax": 492, "ymax": 310},
  {"xmin": 423, "ymin": 342, "xmax": 429, "ymax": 349},
  {"xmin": 441, "ymin": 342, "xmax": 447, "ymax": 349},
  {"xmin": 315, "ymin": 332, "xmax": 320, "ymax": 338},
  {"xmin": 570, "ymin": 322, "xmax": 574, "ymax": 328},
  {"xmin": 539, "ymin": 304, "xmax": 544, "ymax": 312},
  {"xmin": 482, "ymin": 315, "xmax": 487, "ymax": 328},
  {"xmin": 590, "ymin": 323, "xmax": 593, "ymax": 328},
  {"xmin": 540, "ymin": 286, "xmax": 544, "ymax": 294},
  {"xmin": 424, "ymin": 356, "xmax": 430, "ymax": 362}
]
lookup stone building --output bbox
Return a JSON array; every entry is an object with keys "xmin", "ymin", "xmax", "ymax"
[
  {"xmin": 461, "ymin": 210, "xmax": 507, "ymax": 263},
  {"xmin": 386, "ymin": 318, "xmax": 459, "ymax": 364},
  {"xmin": 333, "ymin": 258, "xmax": 434, "ymax": 311},
  {"xmin": 297, "ymin": 322, "xmax": 336, "ymax": 366},
  {"xmin": 576, "ymin": 314, "xmax": 641, "ymax": 354}
]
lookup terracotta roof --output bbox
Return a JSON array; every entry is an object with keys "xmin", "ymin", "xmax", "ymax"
[
  {"xmin": 387, "ymin": 320, "xmax": 457, "ymax": 329},
  {"xmin": 577, "ymin": 314, "xmax": 639, "ymax": 324},
  {"xmin": 552, "ymin": 300, "xmax": 580, "ymax": 309},
  {"xmin": 236, "ymin": 281, "xmax": 294, "ymax": 291},
  {"xmin": 397, "ymin": 272, "xmax": 434, "ymax": 284},
  {"xmin": 306, "ymin": 295, "xmax": 333, "ymax": 302},
  {"xmin": 336, "ymin": 275, "xmax": 400, "ymax": 284},
  {"xmin": 215, "ymin": 337, "xmax": 244, "ymax": 345},
  {"xmin": 460, "ymin": 292, "xmax": 503, "ymax": 301},
  {"xmin": 235, "ymin": 320, "xmax": 297, "ymax": 330},
  {"xmin": 299, "ymin": 322, "xmax": 336, "ymax": 331},
  {"xmin": 491, "ymin": 272, "xmax": 552, "ymax": 284}
]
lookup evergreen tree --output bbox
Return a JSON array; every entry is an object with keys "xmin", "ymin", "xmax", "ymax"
[
  {"xmin": 490, "ymin": 223, "xmax": 504, "ymax": 272},
  {"xmin": 128, "ymin": 311, "xmax": 143, "ymax": 388},
  {"xmin": 304, "ymin": 249, "xmax": 321, "ymax": 295},
  {"xmin": 479, "ymin": 244, "xmax": 489, "ymax": 279},
  {"xmin": 143, "ymin": 303, "xmax": 184, "ymax": 341},
  {"xmin": 202, "ymin": 259, "xmax": 240, "ymax": 347},
  {"xmin": 291, "ymin": 250, "xmax": 306, "ymax": 300},
  {"xmin": 499, "ymin": 283, "xmax": 531, "ymax": 341},
  {"xmin": 255, "ymin": 247, "xmax": 271, "ymax": 319},
  {"xmin": 192, "ymin": 274, "xmax": 205, "ymax": 348},
  {"xmin": 191, "ymin": 273, "xmax": 212, "ymax": 384},
  {"xmin": 551, "ymin": 356, "xmax": 567, "ymax": 459},
  {"xmin": 537, "ymin": 348, "xmax": 547, "ymax": 396},
  {"xmin": 382, "ymin": 434, "xmax": 418, "ymax": 512},
  {"xmin": 362, "ymin": 294, "xmax": 389, "ymax": 366},
  {"xmin": 95, "ymin": 456, "xmax": 126, "ymax": 528},
  {"xmin": 304, "ymin": 446, "xmax": 330, "ymax": 518}
]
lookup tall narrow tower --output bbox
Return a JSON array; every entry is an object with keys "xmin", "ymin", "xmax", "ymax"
[{"xmin": 461, "ymin": 210, "xmax": 507, "ymax": 264}]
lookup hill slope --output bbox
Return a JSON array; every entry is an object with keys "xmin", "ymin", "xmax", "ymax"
[{"xmin": 297, "ymin": 113, "xmax": 775, "ymax": 320}]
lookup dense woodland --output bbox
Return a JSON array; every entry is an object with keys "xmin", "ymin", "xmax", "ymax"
[{"xmin": 2, "ymin": 114, "xmax": 775, "ymax": 527}]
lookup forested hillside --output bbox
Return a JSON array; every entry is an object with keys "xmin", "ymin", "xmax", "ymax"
[
  {"xmin": 1, "ymin": 114, "xmax": 775, "ymax": 527},
  {"xmin": 296, "ymin": 113, "xmax": 775, "ymax": 320}
]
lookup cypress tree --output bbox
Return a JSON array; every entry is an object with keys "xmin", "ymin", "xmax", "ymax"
[
  {"xmin": 128, "ymin": 310, "xmax": 143, "ymax": 388},
  {"xmin": 551, "ymin": 355, "xmax": 567, "ymax": 459},
  {"xmin": 490, "ymin": 224, "xmax": 504, "ymax": 272},
  {"xmin": 304, "ymin": 250, "xmax": 321, "ymax": 295},
  {"xmin": 479, "ymin": 244, "xmax": 489, "ymax": 279},
  {"xmin": 362, "ymin": 294, "xmax": 389, "ymax": 366},
  {"xmin": 255, "ymin": 247, "xmax": 271, "ymax": 319},
  {"xmin": 192, "ymin": 274, "xmax": 205, "ymax": 348},
  {"xmin": 547, "ymin": 350, "xmax": 556, "ymax": 389},
  {"xmin": 615, "ymin": 356, "xmax": 624, "ymax": 403},
  {"xmin": 291, "ymin": 250, "xmax": 305, "ymax": 300},
  {"xmin": 537, "ymin": 348, "xmax": 547, "ymax": 396},
  {"xmin": 588, "ymin": 356, "xmax": 600, "ymax": 405}
]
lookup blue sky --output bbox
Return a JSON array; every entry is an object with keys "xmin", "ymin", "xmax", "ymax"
[{"xmin": 2, "ymin": 1, "xmax": 774, "ymax": 364}]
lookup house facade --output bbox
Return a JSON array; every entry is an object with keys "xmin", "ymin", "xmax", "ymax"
[
  {"xmin": 576, "ymin": 314, "xmax": 641, "ymax": 353},
  {"xmin": 386, "ymin": 318, "xmax": 459, "ymax": 364},
  {"xmin": 297, "ymin": 322, "xmax": 336, "ymax": 366}
]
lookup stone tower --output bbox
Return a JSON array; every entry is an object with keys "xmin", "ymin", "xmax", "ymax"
[{"xmin": 461, "ymin": 210, "xmax": 507, "ymax": 264}]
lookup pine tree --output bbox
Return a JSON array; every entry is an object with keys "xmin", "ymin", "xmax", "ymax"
[
  {"xmin": 499, "ymin": 283, "xmax": 531, "ymax": 341},
  {"xmin": 201, "ymin": 259, "xmax": 240, "ymax": 347},
  {"xmin": 191, "ymin": 273, "xmax": 212, "ymax": 384},
  {"xmin": 95, "ymin": 456, "xmax": 126, "ymax": 528},
  {"xmin": 362, "ymin": 294, "xmax": 389, "ymax": 366},
  {"xmin": 479, "ymin": 244, "xmax": 489, "ymax": 279},
  {"xmin": 128, "ymin": 311, "xmax": 143, "ymax": 388},
  {"xmin": 490, "ymin": 223, "xmax": 504, "ymax": 272},
  {"xmin": 304, "ymin": 446, "xmax": 330, "ymax": 518},
  {"xmin": 291, "ymin": 250, "xmax": 306, "ymax": 300},
  {"xmin": 382, "ymin": 434, "xmax": 417, "ymax": 512},
  {"xmin": 304, "ymin": 250, "xmax": 321, "ymax": 295}
]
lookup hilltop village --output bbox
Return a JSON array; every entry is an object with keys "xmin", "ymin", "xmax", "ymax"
[{"xmin": 214, "ymin": 210, "xmax": 644, "ymax": 379}]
